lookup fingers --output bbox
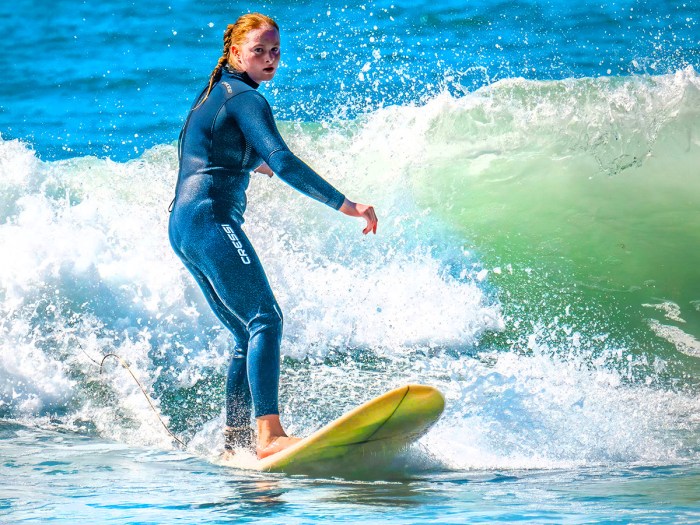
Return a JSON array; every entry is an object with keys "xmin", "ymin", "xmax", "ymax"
[
  {"xmin": 343, "ymin": 201, "xmax": 377, "ymax": 235},
  {"xmin": 361, "ymin": 205, "xmax": 377, "ymax": 235}
]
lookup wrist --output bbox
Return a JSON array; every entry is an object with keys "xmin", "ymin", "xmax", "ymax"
[{"xmin": 339, "ymin": 198, "xmax": 355, "ymax": 214}]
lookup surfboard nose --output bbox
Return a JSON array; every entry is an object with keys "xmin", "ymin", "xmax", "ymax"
[
  {"xmin": 252, "ymin": 384, "xmax": 446, "ymax": 476},
  {"xmin": 368, "ymin": 384, "xmax": 445, "ymax": 442},
  {"xmin": 406, "ymin": 384, "xmax": 446, "ymax": 412}
]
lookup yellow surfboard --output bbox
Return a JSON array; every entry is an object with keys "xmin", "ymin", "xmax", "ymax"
[{"xmin": 238, "ymin": 384, "xmax": 444, "ymax": 476}]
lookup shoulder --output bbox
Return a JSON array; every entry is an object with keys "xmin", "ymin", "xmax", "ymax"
[
  {"xmin": 218, "ymin": 78, "xmax": 256, "ymax": 99},
  {"xmin": 224, "ymin": 87, "xmax": 270, "ymax": 114}
]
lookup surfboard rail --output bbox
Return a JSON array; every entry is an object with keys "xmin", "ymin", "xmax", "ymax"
[{"xmin": 255, "ymin": 383, "xmax": 445, "ymax": 474}]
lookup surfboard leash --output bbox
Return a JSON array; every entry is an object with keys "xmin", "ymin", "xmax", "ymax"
[
  {"xmin": 76, "ymin": 341, "xmax": 187, "ymax": 448},
  {"xmin": 99, "ymin": 353, "xmax": 187, "ymax": 448}
]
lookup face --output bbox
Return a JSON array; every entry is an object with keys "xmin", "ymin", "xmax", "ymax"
[{"xmin": 231, "ymin": 26, "xmax": 281, "ymax": 83}]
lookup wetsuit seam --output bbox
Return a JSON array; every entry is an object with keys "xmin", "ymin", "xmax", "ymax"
[
  {"xmin": 266, "ymin": 147, "xmax": 289, "ymax": 162},
  {"xmin": 210, "ymin": 83, "xmax": 254, "ymax": 170},
  {"xmin": 209, "ymin": 102, "xmax": 227, "ymax": 165}
]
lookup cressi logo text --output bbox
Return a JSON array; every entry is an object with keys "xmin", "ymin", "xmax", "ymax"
[{"xmin": 221, "ymin": 224, "xmax": 251, "ymax": 265}]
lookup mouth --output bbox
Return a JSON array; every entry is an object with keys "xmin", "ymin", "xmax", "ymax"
[{"xmin": 263, "ymin": 67, "xmax": 275, "ymax": 73}]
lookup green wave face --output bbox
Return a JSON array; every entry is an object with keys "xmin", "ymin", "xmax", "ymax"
[{"xmin": 404, "ymin": 71, "xmax": 700, "ymax": 379}]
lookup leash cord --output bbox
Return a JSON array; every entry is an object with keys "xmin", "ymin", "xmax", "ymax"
[{"xmin": 77, "ymin": 342, "xmax": 187, "ymax": 448}]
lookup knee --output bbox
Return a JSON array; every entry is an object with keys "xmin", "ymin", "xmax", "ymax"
[
  {"xmin": 232, "ymin": 345, "xmax": 248, "ymax": 359},
  {"xmin": 247, "ymin": 304, "xmax": 283, "ymax": 339}
]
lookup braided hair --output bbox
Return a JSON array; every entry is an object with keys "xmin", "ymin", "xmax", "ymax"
[{"xmin": 194, "ymin": 13, "xmax": 279, "ymax": 110}]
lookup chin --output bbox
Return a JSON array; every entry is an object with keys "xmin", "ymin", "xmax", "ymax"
[{"xmin": 251, "ymin": 69, "xmax": 276, "ymax": 83}]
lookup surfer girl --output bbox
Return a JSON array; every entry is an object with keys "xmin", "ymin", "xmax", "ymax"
[{"xmin": 168, "ymin": 13, "xmax": 378, "ymax": 459}]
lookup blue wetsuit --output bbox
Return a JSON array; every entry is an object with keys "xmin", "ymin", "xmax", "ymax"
[{"xmin": 169, "ymin": 66, "xmax": 345, "ymax": 428}]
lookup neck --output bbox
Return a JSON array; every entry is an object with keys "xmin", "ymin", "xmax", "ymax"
[{"xmin": 223, "ymin": 65, "xmax": 259, "ymax": 89}]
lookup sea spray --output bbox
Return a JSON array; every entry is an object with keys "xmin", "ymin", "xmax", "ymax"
[{"xmin": 1, "ymin": 71, "xmax": 699, "ymax": 467}]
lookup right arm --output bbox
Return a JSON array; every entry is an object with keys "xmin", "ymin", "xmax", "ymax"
[{"xmin": 253, "ymin": 161, "xmax": 274, "ymax": 177}]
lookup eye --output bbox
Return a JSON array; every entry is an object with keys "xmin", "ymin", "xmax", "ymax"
[
  {"xmin": 272, "ymin": 47, "xmax": 280, "ymax": 54},
  {"xmin": 254, "ymin": 47, "xmax": 264, "ymax": 53}
]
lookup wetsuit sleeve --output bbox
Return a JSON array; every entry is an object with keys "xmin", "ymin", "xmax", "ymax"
[{"xmin": 226, "ymin": 91, "xmax": 345, "ymax": 210}]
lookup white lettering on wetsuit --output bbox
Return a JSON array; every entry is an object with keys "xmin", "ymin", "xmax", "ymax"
[{"xmin": 221, "ymin": 224, "xmax": 251, "ymax": 265}]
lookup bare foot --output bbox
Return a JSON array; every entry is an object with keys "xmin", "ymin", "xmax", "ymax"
[
  {"xmin": 256, "ymin": 414, "xmax": 302, "ymax": 459},
  {"xmin": 256, "ymin": 435, "xmax": 302, "ymax": 459}
]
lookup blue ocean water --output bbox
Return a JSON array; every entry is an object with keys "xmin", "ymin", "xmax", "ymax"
[
  {"xmin": 1, "ymin": 0, "xmax": 698, "ymax": 159},
  {"xmin": 1, "ymin": 0, "xmax": 700, "ymax": 523}
]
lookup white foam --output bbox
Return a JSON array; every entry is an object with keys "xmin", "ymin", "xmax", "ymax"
[
  {"xmin": 0, "ymin": 134, "xmax": 504, "ymax": 449},
  {"xmin": 1, "ymin": 69, "xmax": 698, "ymax": 466},
  {"xmin": 0, "ymin": 339, "xmax": 75, "ymax": 415},
  {"xmin": 648, "ymin": 320, "xmax": 700, "ymax": 359},
  {"xmin": 643, "ymin": 301, "xmax": 686, "ymax": 323},
  {"xmin": 423, "ymin": 346, "xmax": 700, "ymax": 469}
]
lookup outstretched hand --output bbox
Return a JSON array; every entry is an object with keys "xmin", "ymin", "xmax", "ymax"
[{"xmin": 339, "ymin": 198, "xmax": 378, "ymax": 235}]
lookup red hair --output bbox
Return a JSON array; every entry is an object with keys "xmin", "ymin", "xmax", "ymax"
[{"xmin": 195, "ymin": 13, "xmax": 279, "ymax": 109}]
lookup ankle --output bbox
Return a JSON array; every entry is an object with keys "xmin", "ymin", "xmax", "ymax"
[
  {"xmin": 223, "ymin": 426, "xmax": 255, "ymax": 451},
  {"xmin": 256, "ymin": 414, "xmax": 287, "ymax": 442}
]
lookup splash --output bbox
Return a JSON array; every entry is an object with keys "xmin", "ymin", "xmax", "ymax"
[{"xmin": 1, "ymin": 70, "xmax": 699, "ymax": 469}]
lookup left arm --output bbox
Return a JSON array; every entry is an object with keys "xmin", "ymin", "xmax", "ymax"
[
  {"xmin": 339, "ymin": 199, "xmax": 378, "ymax": 235},
  {"xmin": 230, "ymin": 92, "xmax": 377, "ymax": 233},
  {"xmin": 228, "ymin": 91, "xmax": 345, "ymax": 210},
  {"xmin": 254, "ymin": 160, "xmax": 377, "ymax": 234}
]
